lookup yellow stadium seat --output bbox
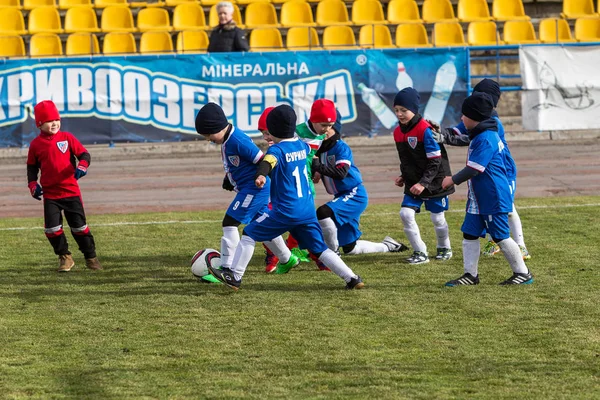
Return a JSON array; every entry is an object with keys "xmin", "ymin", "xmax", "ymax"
[
  {"xmin": 237, "ymin": 0, "xmax": 270, "ymax": 4},
  {"xmin": 101, "ymin": 6, "xmax": 136, "ymax": 32},
  {"xmin": 0, "ymin": 8, "xmax": 27, "ymax": 34},
  {"xmin": 352, "ymin": 0, "xmax": 386, "ymax": 25},
  {"xmin": 176, "ymin": 30, "xmax": 209, "ymax": 52},
  {"xmin": 492, "ymin": 0, "xmax": 530, "ymax": 21},
  {"xmin": 166, "ymin": 0, "xmax": 195, "ymax": 5},
  {"xmin": 23, "ymin": 0, "xmax": 55, "ymax": 10},
  {"xmin": 59, "ymin": 0, "xmax": 92, "ymax": 9},
  {"xmin": 66, "ymin": 32, "xmax": 99, "ymax": 55},
  {"xmin": 503, "ymin": 20, "xmax": 539, "ymax": 43},
  {"xmin": 280, "ymin": 1, "xmax": 316, "ymax": 27},
  {"xmin": 316, "ymin": 0, "xmax": 351, "ymax": 26},
  {"xmin": 359, "ymin": 24, "xmax": 393, "ymax": 48},
  {"xmin": 0, "ymin": 0, "xmax": 22, "ymax": 9},
  {"xmin": 137, "ymin": 7, "xmax": 172, "ymax": 32},
  {"xmin": 249, "ymin": 27, "xmax": 283, "ymax": 51},
  {"xmin": 173, "ymin": 3, "xmax": 208, "ymax": 31},
  {"xmin": 286, "ymin": 26, "xmax": 319, "ymax": 49},
  {"xmin": 103, "ymin": 31, "xmax": 136, "ymax": 53},
  {"xmin": 322, "ymin": 25, "xmax": 357, "ymax": 49},
  {"xmin": 396, "ymin": 23, "xmax": 432, "ymax": 47},
  {"xmin": 422, "ymin": 0, "xmax": 457, "ymax": 23},
  {"xmin": 562, "ymin": 0, "xmax": 597, "ymax": 19},
  {"xmin": 458, "ymin": 0, "xmax": 491, "ymax": 22},
  {"xmin": 539, "ymin": 18, "xmax": 576, "ymax": 43},
  {"xmin": 140, "ymin": 31, "xmax": 173, "ymax": 53},
  {"xmin": 245, "ymin": 2, "xmax": 279, "ymax": 28},
  {"xmin": 209, "ymin": 3, "xmax": 244, "ymax": 28},
  {"xmin": 64, "ymin": 7, "xmax": 100, "ymax": 33},
  {"xmin": 387, "ymin": 0, "xmax": 422, "ymax": 24},
  {"xmin": 30, "ymin": 33, "xmax": 63, "ymax": 56},
  {"xmin": 94, "ymin": 0, "xmax": 128, "ymax": 7},
  {"xmin": 273, "ymin": 0, "xmax": 304, "ymax": 3},
  {"xmin": 575, "ymin": 17, "xmax": 600, "ymax": 41},
  {"xmin": 432, "ymin": 22, "xmax": 466, "ymax": 46},
  {"xmin": 28, "ymin": 6, "xmax": 63, "ymax": 33},
  {"xmin": 0, "ymin": 35, "xmax": 25, "ymax": 57},
  {"xmin": 468, "ymin": 21, "xmax": 503, "ymax": 45},
  {"xmin": 199, "ymin": 0, "xmax": 221, "ymax": 5}
]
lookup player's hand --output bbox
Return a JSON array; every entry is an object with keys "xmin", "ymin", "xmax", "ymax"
[
  {"xmin": 29, "ymin": 182, "xmax": 43, "ymax": 201},
  {"xmin": 426, "ymin": 119, "xmax": 440, "ymax": 133},
  {"xmin": 74, "ymin": 160, "xmax": 88, "ymax": 180},
  {"xmin": 394, "ymin": 176, "xmax": 404, "ymax": 187},
  {"xmin": 442, "ymin": 176, "xmax": 455, "ymax": 190},
  {"xmin": 255, "ymin": 175, "xmax": 267, "ymax": 188},
  {"xmin": 313, "ymin": 171, "xmax": 321, "ymax": 184},
  {"xmin": 222, "ymin": 175, "xmax": 234, "ymax": 191},
  {"xmin": 410, "ymin": 183, "xmax": 425, "ymax": 195}
]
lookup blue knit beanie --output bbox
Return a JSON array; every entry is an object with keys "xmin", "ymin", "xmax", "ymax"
[{"xmin": 393, "ymin": 87, "xmax": 420, "ymax": 114}]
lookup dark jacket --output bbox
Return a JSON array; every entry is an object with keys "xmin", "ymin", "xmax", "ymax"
[{"xmin": 208, "ymin": 21, "xmax": 249, "ymax": 53}]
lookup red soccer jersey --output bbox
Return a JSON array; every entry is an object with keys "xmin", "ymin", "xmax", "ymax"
[{"xmin": 26, "ymin": 130, "xmax": 88, "ymax": 200}]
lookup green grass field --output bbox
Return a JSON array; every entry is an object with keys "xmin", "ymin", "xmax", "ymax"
[{"xmin": 1, "ymin": 197, "xmax": 599, "ymax": 399}]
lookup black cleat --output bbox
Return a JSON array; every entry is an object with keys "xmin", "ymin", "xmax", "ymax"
[
  {"xmin": 382, "ymin": 236, "xmax": 409, "ymax": 252},
  {"xmin": 499, "ymin": 272, "xmax": 533, "ymax": 285},
  {"xmin": 208, "ymin": 265, "xmax": 241, "ymax": 291},
  {"xmin": 346, "ymin": 275, "xmax": 365, "ymax": 290},
  {"xmin": 445, "ymin": 273, "xmax": 480, "ymax": 287}
]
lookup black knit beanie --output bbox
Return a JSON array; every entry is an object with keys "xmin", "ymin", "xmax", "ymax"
[
  {"xmin": 393, "ymin": 87, "xmax": 420, "ymax": 114},
  {"xmin": 266, "ymin": 104, "xmax": 297, "ymax": 139},
  {"xmin": 195, "ymin": 102, "xmax": 229, "ymax": 135},
  {"xmin": 462, "ymin": 92, "xmax": 494, "ymax": 122},
  {"xmin": 473, "ymin": 78, "xmax": 501, "ymax": 107}
]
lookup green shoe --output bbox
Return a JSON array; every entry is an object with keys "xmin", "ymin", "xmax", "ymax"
[
  {"xmin": 275, "ymin": 253, "xmax": 300, "ymax": 274},
  {"xmin": 291, "ymin": 247, "xmax": 310, "ymax": 263},
  {"xmin": 200, "ymin": 274, "xmax": 222, "ymax": 284},
  {"xmin": 482, "ymin": 240, "xmax": 500, "ymax": 257}
]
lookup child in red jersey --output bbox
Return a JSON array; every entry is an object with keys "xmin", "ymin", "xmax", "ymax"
[{"xmin": 26, "ymin": 100, "xmax": 102, "ymax": 272}]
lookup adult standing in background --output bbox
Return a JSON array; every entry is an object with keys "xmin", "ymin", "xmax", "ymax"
[{"xmin": 208, "ymin": 2, "xmax": 249, "ymax": 53}]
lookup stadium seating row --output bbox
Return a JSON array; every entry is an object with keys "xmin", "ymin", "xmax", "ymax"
[{"xmin": 3, "ymin": 17, "xmax": 600, "ymax": 58}]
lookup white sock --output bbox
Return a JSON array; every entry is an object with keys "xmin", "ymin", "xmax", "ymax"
[
  {"xmin": 430, "ymin": 212, "xmax": 451, "ymax": 249},
  {"xmin": 346, "ymin": 240, "xmax": 388, "ymax": 254},
  {"xmin": 220, "ymin": 226, "xmax": 239, "ymax": 269},
  {"xmin": 318, "ymin": 249, "xmax": 357, "ymax": 283},
  {"xmin": 400, "ymin": 207, "xmax": 427, "ymax": 253},
  {"xmin": 463, "ymin": 239, "xmax": 480, "ymax": 277},
  {"xmin": 230, "ymin": 235, "xmax": 256, "ymax": 281},
  {"xmin": 497, "ymin": 238, "xmax": 528, "ymax": 274},
  {"xmin": 264, "ymin": 235, "xmax": 291, "ymax": 264},
  {"xmin": 508, "ymin": 205, "xmax": 526, "ymax": 247},
  {"xmin": 318, "ymin": 217, "xmax": 339, "ymax": 252}
]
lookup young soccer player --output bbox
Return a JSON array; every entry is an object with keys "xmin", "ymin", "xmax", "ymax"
[
  {"xmin": 392, "ymin": 88, "xmax": 454, "ymax": 264},
  {"xmin": 26, "ymin": 100, "xmax": 101, "ymax": 272},
  {"xmin": 442, "ymin": 92, "xmax": 533, "ymax": 286},
  {"xmin": 195, "ymin": 103, "xmax": 294, "ymax": 276},
  {"xmin": 313, "ymin": 109, "xmax": 408, "ymax": 255},
  {"xmin": 208, "ymin": 104, "xmax": 364, "ymax": 290}
]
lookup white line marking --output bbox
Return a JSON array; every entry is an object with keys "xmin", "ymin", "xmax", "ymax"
[{"xmin": 1, "ymin": 203, "xmax": 599, "ymax": 232}]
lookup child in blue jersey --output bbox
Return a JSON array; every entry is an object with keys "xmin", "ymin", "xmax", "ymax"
[
  {"xmin": 195, "ymin": 103, "xmax": 290, "ymax": 277},
  {"xmin": 208, "ymin": 105, "xmax": 365, "ymax": 290},
  {"xmin": 313, "ymin": 109, "xmax": 408, "ymax": 255},
  {"xmin": 432, "ymin": 79, "xmax": 530, "ymax": 260},
  {"xmin": 442, "ymin": 93, "xmax": 533, "ymax": 286},
  {"xmin": 393, "ymin": 88, "xmax": 455, "ymax": 265}
]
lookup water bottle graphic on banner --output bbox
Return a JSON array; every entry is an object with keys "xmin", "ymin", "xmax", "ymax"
[
  {"xmin": 396, "ymin": 62, "xmax": 413, "ymax": 91},
  {"xmin": 424, "ymin": 56, "xmax": 457, "ymax": 124},
  {"xmin": 357, "ymin": 83, "xmax": 397, "ymax": 129}
]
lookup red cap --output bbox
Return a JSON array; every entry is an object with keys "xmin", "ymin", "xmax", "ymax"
[
  {"xmin": 309, "ymin": 99, "xmax": 336, "ymax": 123},
  {"xmin": 258, "ymin": 107, "xmax": 275, "ymax": 131},
  {"xmin": 34, "ymin": 100, "xmax": 60, "ymax": 127}
]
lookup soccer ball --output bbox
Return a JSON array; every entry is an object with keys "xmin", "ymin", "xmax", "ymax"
[{"xmin": 191, "ymin": 249, "xmax": 222, "ymax": 282}]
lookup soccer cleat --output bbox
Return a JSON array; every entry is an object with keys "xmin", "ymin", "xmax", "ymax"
[
  {"xmin": 406, "ymin": 251, "xmax": 429, "ymax": 265},
  {"xmin": 382, "ymin": 236, "xmax": 409, "ymax": 252},
  {"xmin": 291, "ymin": 247, "xmax": 310, "ymax": 263},
  {"xmin": 208, "ymin": 265, "xmax": 241, "ymax": 290},
  {"xmin": 275, "ymin": 253, "xmax": 300, "ymax": 274},
  {"xmin": 520, "ymin": 245, "xmax": 531, "ymax": 260},
  {"xmin": 85, "ymin": 257, "xmax": 102, "ymax": 270},
  {"xmin": 264, "ymin": 253, "xmax": 278, "ymax": 274},
  {"xmin": 200, "ymin": 275, "xmax": 222, "ymax": 284},
  {"xmin": 445, "ymin": 273, "xmax": 480, "ymax": 287},
  {"xmin": 345, "ymin": 275, "xmax": 365, "ymax": 290},
  {"xmin": 58, "ymin": 254, "xmax": 75, "ymax": 272},
  {"xmin": 482, "ymin": 240, "xmax": 500, "ymax": 256},
  {"xmin": 499, "ymin": 271, "xmax": 533, "ymax": 285},
  {"xmin": 435, "ymin": 248, "xmax": 453, "ymax": 261}
]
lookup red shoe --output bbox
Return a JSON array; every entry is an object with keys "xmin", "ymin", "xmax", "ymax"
[
  {"xmin": 309, "ymin": 251, "xmax": 330, "ymax": 272},
  {"xmin": 265, "ymin": 254, "xmax": 279, "ymax": 273}
]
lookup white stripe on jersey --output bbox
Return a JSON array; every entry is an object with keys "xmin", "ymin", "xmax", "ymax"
[
  {"xmin": 335, "ymin": 159, "xmax": 351, "ymax": 166},
  {"xmin": 426, "ymin": 150, "xmax": 441, "ymax": 158},
  {"xmin": 241, "ymin": 194, "xmax": 253, "ymax": 208},
  {"xmin": 253, "ymin": 150, "xmax": 264, "ymax": 164},
  {"xmin": 467, "ymin": 160, "xmax": 485, "ymax": 172}
]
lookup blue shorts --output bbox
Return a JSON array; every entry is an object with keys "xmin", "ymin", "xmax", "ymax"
[
  {"xmin": 226, "ymin": 190, "xmax": 270, "ymax": 225},
  {"xmin": 402, "ymin": 194, "xmax": 449, "ymax": 214},
  {"xmin": 461, "ymin": 212, "xmax": 510, "ymax": 241},
  {"xmin": 244, "ymin": 211, "xmax": 328, "ymax": 254},
  {"xmin": 327, "ymin": 185, "xmax": 367, "ymax": 247}
]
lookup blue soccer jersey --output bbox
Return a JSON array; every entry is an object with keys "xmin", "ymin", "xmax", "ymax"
[
  {"xmin": 221, "ymin": 127, "xmax": 269, "ymax": 193},
  {"xmin": 465, "ymin": 129, "xmax": 513, "ymax": 215},
  {"xmin": 317, "ymin": 140, "xmax": 363, "ymax": 196}
]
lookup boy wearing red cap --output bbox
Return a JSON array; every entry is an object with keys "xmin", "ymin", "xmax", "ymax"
[{"xmin": 26, "ymin": 100, "xmax": 101, "ymax": 272}]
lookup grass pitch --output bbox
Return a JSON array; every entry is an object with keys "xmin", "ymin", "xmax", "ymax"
[{"xmin": 1, "ymin": 197, "xmax": 599, "ymax": 399}]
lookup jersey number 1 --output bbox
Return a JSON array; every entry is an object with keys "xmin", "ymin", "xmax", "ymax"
[{"xmin": 292, "ymin": 165, "xmax": 309, "ymax": 198}]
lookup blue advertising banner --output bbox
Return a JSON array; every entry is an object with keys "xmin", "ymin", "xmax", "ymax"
[{"xmin": 0, "ymin": 48, "xmax": 468, "ymax": 147}]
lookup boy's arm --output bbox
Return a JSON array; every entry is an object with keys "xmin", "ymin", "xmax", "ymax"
[
  {"xmin": 418, "ymin": 128, "xmax": 443, "ymax": 189},
  {"xmin": 312, "ymin": 158, "xmax": 350, "ymax": 180},
  {"xmin": 442, "ymin": 123, "xmax": 470, "ymax": 147},
  {"xmin": 255, "ymin": 154, "xmax": 277, "ymax": 188},
  {"xmin": 26, "ymin": 147, "xmax": 42, "ymax": 200}
]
